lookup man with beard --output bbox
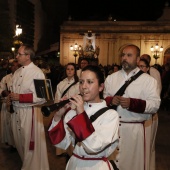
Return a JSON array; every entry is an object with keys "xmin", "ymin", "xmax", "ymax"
[{"xmin": 103, "ymin": 44, "xmax": 160, "ymax": 170}]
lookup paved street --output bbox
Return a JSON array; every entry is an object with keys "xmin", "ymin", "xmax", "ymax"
[{"xmin": 0, "ymin": 108, "xmax": 170, "ymax": 170}]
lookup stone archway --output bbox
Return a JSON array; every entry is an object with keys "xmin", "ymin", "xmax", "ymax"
[{"xmin": 164, "ymin": 48, "xmax": 170, "ymax": 65}]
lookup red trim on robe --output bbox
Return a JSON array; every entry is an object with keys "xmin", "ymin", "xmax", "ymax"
[
  {"xmin": 29, "ymin": 107, "xmax": 34, "ymax": 150},
  {"xmin": 73, "ymin": 153, "xmax": 112, "ymax": 170},
  {"xmin": 48, "ymin": 108, "xmax": 71, "ymax": 145},
  {"xmin": 19, "ymin": 93, "xmax": 33, "ymax": 103},
  {"xmin": 47, "ymin": 109, "xmax": 70, "ymax": 129},
  {"xmin": 129, "ymin": 98, "xmax": 146, "ymax": 113},
  {"xmin": 105, "ymin": 96, "xmax": 113, "ymax": 106},
  {"xmin": 48, "ymin": 118, "xmax": 66, "ymax": 145},
  {"xmin": 67, "ymin": 111, "xmax": 95, "ymax": 142}
]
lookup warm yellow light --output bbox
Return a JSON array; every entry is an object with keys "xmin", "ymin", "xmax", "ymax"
[
  {"xmin": 11, "ymin": 47, "xmax": 15, "ymax": 52},
  {"xmin": 160, "ymin": 46, "xmax": 163, "ymax": 52},
  {"xmin": 150, "ymin": 46, "xmax": 154, "ymax": 51},
  {"xmin": 78, "ymin": 45, "xmax": 82, "ymax": 50},
  {"xmin": 70, "ymin": 43, "xmax": 81, "ymax": 64},
  {"xmin": 70, "ymin": 45, "xmax": 73, "ymax": 51},
  {"xmin": 150, "ymin": 43, "xmax": 163, "ymax": 64},
  {"xmin": 15, "ymin": 25, "xmax": 22, "ymax": 36},
  {"xmin": 74, "ymin": 43, "xmax": 78, "ymax": 49},
  {"xmin": 155, "ymin": 44, "xmax": 159, "ymax": 49},
  {"xmin": 150, "ymin": 44, "xmax": 163, "ymax": 52}
]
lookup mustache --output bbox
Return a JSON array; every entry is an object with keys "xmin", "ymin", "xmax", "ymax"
[
  {"xmin": 121, "ymin": 61, "xmax": 129, "ymax": 66},
  {"xmin": 122, "ymin": 60, "xmax": 128, "ymax": 64}
]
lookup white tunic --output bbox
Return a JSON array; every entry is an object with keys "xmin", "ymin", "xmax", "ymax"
[
  {"xmin": 55, "ymin": 77, "xmax": 80, "ymax": 102},
  {"xmin": 49, "ymin": 100, "xmax": 119, "ymax": 170},
  {"xmin": 0, "ymin": 73, "xmax": 15, "ymax": 146},
  {"xmin": 54, "ymin": 77, "xmax": 80, "ymax": 155},
  {"xmin": 11, "ymin": 62, "xmax": 49, "ymax": 170},
  {"xmin": 77, "ymin": 69, "xmax": 82, "ymax": 78},
  {"xmin": 103, "ymin": 67, "xmax": 160, "ymax": 170},
  {"xmin": 149, "ymin": 66, "xmax": 161, "ymax": 170},
  {"xmin": 149, "ymin": 67, "xmax": 162, "ymax": 95}
]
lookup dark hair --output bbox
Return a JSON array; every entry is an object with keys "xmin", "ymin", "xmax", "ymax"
[
  {"xmin": 140, "ymin": 54, "xmax": 151, "ymax": 63},
  {"xmin": 139, "ymin": 58, "xmax": 150, "ymax": 68},
  {"xmin": 63, "ymin": 63, "xmax": 79, "ymax": 83},
  {"xmin": 82, "ymin": 65, "xmax": 104, "ymax": 98},
  {"xmin": 114, "ymin": 64, "xmax": 121, "ymax": 70},
  {"xmin": 82, "ymin": 65, "xmax": 104, "ymax": 84},
  {"xmin": 0, "ymin": 59, "xmax": 9, "ymax": 67},
  {"xmin": 81, "ymin": 58, "xmax": 89, "ymax": 64}
]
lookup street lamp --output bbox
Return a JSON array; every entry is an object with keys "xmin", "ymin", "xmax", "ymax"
[
  {"xmin": 70, "ymin": 43, "xmax": 82, "ymax": 64},
  {"xmin": 11, "ymin": 47, "xmax": 15, "ymax": 58},
  {"xmin": 13, "ymin": 24, "xmax": 23, "ymax": 51},
  {"xmin": 15, "ymin": 25, "xmax": 22, "ymax": 36},
  {"xmin": 150, "ymin": 43, "xmax": 163, "ymax": 64},
  {"xmin": 13, "ymin": 25, "xmax": 23, "ymax": 50}
]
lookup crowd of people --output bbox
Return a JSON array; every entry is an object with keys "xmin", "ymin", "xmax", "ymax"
[{"xmin": 0, "ymin": 43, "xmax": 170, "ymax": 170}]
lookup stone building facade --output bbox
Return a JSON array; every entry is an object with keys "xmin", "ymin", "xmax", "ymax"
[{"xmin": 59, "ymin": 7, "xmax": 170, "ymax": 66}]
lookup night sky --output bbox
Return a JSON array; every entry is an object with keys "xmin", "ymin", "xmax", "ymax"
[
  {"xmin": 67, "ymin": 0, "xmax": 170, "ymax": 21},
  {"xmin": 39, "ymin": 0, "xmax": 170, "ymax": 51}
]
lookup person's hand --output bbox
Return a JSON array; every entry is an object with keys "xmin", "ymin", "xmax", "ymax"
[
  {"xmin": 1, "ymin": 90, "xmax": 10, "ymax": 97},
  {"xmin": 70, "ymin": 94, "xmax": 84, "ymax": 114},
  {"xmin": 119, "ymin": 96, "xmax": 130, "ymax": 109},
  {"xmin": 53, "ymin": 97, "xmax": 71, "ymax": 121},
  {"xmin": 111, "ymin": 95, "xmax": 121, "ymax": 106},
  {"xmin": 9, "ymin": 93, "xmax": 19, "ymax": 101}
]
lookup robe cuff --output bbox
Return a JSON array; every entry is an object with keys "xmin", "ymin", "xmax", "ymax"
[
  {"xmin": 129, "ymin": 98, "xmax": 146, "ymax": 113},
  {"xmin": 19, "ymin": 93, "xmax": 33, "ymax": 103},
  {"xmin": 67, "ymin": 111, "xmax": 95, "ymax": 142},
  {"xmin": 105, "ymin": 96, "xmax": 113, "ymax": 106},
  {"xmin": 48, "ymin": 118, "xmax": 65, "ymax": 145}
]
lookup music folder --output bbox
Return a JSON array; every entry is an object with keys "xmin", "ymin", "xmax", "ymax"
[{"xmin": 34, "ymin": 79, "xmax": 54, "ymax": 101}]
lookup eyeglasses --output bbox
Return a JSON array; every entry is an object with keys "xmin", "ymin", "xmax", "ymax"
[
  {"xmin": 138, "ymin": 65, "xmax": 147, "ymax": 69},
  {"xmin": 16, "ymin": 53, "xmax": 28, "ymax": 56}
]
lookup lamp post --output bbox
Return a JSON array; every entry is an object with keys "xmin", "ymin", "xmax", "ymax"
[
  {"xmin": 150, "ymin": 43, "xmax": 163, "ymax": 64},
  {"xmin": 70, "ymin": 43, "xmax": 82, "ymax": 64},
  {"xmin": 11, "ymin": 47, "xmax": 15, "ymax": 59},
  {"xmin": 13, "ymin": 25, "xmax": 23, "ymax": 50},
  {"xmin": 15, "ymin": 25, "xmax": 22, "ymax": 36}
]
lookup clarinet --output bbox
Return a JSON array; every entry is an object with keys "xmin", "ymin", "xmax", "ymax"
[
  {"xmin": 41, "ymin": 99, "xmax": 70, "ymax": 117},
  {"xmin": 41, "ymin": 94, "xmax": 82, "ymax": 117},
  {"xmin": 9, "ymin": 95, "xmax": 14, "ymax": 113}
]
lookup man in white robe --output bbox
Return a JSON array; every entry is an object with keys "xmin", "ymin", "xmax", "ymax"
[
  {"xmin": 141, "ymin": 54, "xmax": 162, "ymax": 170},
  {"xmin": 9, "ymin": 44, "xmax": 49, "ymax": 170},
  {"xmin": 104, "ymin": 44, "xmax": 160, "ymax": 170},
  {"xmin": 0, "ymin": 60, "xmax": 20, "ymax": 148}
]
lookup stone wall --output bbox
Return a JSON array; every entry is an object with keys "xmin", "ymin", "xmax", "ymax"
[{"xmin": 60, "ymin": 20, "xmax": 170, "ymax": 66}]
